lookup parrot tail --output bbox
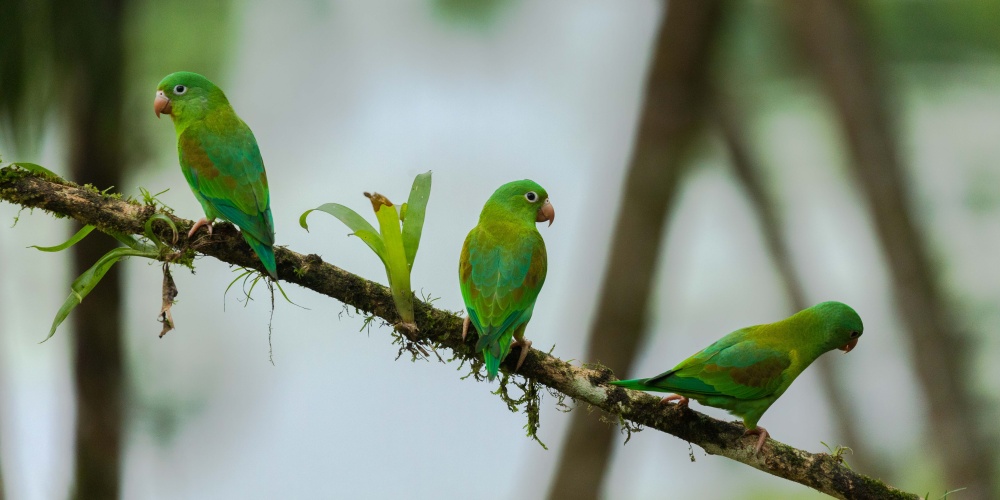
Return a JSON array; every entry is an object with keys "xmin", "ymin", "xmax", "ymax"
[
  {"xmin": 484, "ymin": 350, "xmax": 501, "ymax": 381},
  {"xmin": 479, "ymin": 331, "xmax": 511, "ymax": 381},
  {"xmin": 608, "ymin": 378, "xmax": 652, "ymax": 390},
  {"xmin": 244, "ymin": 233, "xmax": 278, "ymax": 279}
]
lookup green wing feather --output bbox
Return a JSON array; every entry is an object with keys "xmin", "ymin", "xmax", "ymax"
[
  {"xmin": 178, "ymin": 115, "xmax": 276, "ymax": 277},
  {"xmin": 459, "ymin": 223, "xmax": 546, "ymax": 380}
]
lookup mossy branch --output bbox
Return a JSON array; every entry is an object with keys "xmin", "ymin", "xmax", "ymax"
[{"xmin": 0, "ymin": 167, "xmax": 918, "ymax": 500}]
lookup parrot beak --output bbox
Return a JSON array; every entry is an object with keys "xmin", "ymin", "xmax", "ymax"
[
  {"xmin": 536, "ymin": 199, "xmax": 555, "ymax": 227},
  {"xmin": 154, "ymin": 90, "xmax": 172, "ymax": 118},
  {"xmin": 839, "ymin": 338, "xmax": 859, "ymax": 353}
]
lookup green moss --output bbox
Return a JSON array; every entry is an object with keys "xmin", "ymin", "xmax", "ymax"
[
  {"xmin": 491, "ymin": 374, "xmax": 547, "ymax": 449},
  {"xmin": 167, "ymin": 247, "xmax": 197, "ymax": 269},
  {"xmin": 581, "ymin": 361, "xmax": 614, "ymax": 386},
  {"xmin": 781, "ymin": 447, "xmax": 809, "ymax": 470},
  {"xmin": 0, "ymin": 166, "xmax": 30, "ymax": 183}
]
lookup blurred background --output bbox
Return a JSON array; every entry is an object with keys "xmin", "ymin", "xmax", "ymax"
[{"xmin": 1, "ymin": 0, "xmax": 999, "ymax": 498}]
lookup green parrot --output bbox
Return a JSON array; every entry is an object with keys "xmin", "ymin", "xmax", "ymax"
[
  {"xmin": 154, "ymin": 71, "xmax": 277, "ymax": 279},
  {"xmin": 459, "ymin": 180, "xmax": 555, "ymax": 381},
  {"xmin": 610, "ymin": 301, "xmax": 863, "ymax": 453}
]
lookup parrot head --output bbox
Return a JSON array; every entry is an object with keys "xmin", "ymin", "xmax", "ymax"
[
  {"xmin": 482, "ymin": 179, "xmax": 555, "ymax": 227},
  {"xmin": 154, "ymin": 71, "xmax": 228, "ymax": 124},
  {"xmin": 811, "ymin": 301, "xmax": 864, "ymax": 354}
]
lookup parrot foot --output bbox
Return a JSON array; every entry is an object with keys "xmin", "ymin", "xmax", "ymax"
[
  {"xmin": 462, "ymin": 316, "xmax": 471, "ymax": 342},
  {"xmin": 511, "ymin": 338, "xmax": 532, "ymax": 372},
  {"xmin": 187, "ymin": 218, "xmax": 214, "ymax": 239},
  {"xmin": 660, "ymin": 394, "xmax": 690, "ymax": 408},
  {"xmin": 743, "ymin": 426, "xmax": 769, "ymax": 455}
]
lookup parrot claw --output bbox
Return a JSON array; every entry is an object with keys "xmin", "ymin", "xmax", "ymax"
[
  {"xmin": 187, "ymin": 218, "xmax": 214, "ymax": 239},
  {"xmin": 660, "ymin": 394, "xmax": 690, "ymax": 408},
  {"xmin": 511, "ymin": 338, "xmax": 532, "ymax": 372},
  {"xmin": 462, "ymin": 316, "xmax": 471, "ymax": 342},
  {"xmin": 743, "ymin": 426, "xmax": 769, "ymax": 455}
]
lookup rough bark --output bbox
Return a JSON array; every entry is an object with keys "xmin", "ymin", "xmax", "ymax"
[
  {"xmin": 547, "ymin": 2, "xmax": 721, "ymax": 498},
  {"xmin": 50, "ymin": 0, "xmax": 129, "ymax": 497},
  {"xmin": 0, "ymin": 167, "xmax": 921, "ymax": 500},
  {"xmin": 784, "ymin": 1, "xmax": 996, "ymax": 497},
  {"xmin": 713, "ymin": 99, "xmax": 885, "ymax": 480}
]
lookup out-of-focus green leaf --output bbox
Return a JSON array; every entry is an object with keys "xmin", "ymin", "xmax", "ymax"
[
  {"xmin": 44, "ymin": 247, "xmax": 153, "ymax": 342},
  {"xmin": 401, "ymin": 171, "xmax": 432, "ymax": 270},
  {"xmin": 30, "ymin": 225, "xmax": 95, "ymax": 252},
  {"xmin": 12, "ymin": 162, "xmax": 62, "ymax": 180},
  {"xmin": 432, "ymin": 0, "xmax": 515, "ymax": 29},
  {"xmin": 300, "ymin": 203, "xmax": 387, "ymax": 260}
]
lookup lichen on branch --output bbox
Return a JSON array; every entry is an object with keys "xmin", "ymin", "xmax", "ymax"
[{"xmin": 0, "ymin": 167, "xmax": 919, "ymax": 500}]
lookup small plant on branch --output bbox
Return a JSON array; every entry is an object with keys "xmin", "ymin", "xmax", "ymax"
[
  {"xmin": 6, "ymin": 159, "xmax": 185, "ymax": 341},
  {"xmin": 34, "ymin": 212, "xmax": 179, "ymax": 341},
  {"xmin": 300, "ymin": 171, "xmax": 431, "ymax": 339}
]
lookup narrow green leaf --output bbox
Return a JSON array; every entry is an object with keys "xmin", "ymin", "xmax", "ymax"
[
  {"xmin": 224, "ymin": 269, "xmax": 255, "ymax": 306},
  {"xmin": 144, "ymin": 213, "xmax": 178, "ymax": 247},
  {"xmin": 30, "ymin": 225, "xmax": 96, "ymax": 252},
  {"xmin": 44, "ymin": 247, "xmax": 153, "ymax": 341},
  {"xmin": 244, "ymin": 273, "xmax": 264, "ymax": 306},
  {"xmin": 401, "ymin": 171, "xmax": 432, "ymax": 270},
  {"xmin": 12, "ymin": 162, "xmax": 62, "ymax": 180},
  {"xmin": 300, "ymin": 203, "xmax": 387, "ymax": 260},
  {"xmin": 371, "ymin": 199, "xmax": 414, "ymax": 325},
  {"xmin": 108, "ymin": 230, "xmax": 154, "ymax": 252}
]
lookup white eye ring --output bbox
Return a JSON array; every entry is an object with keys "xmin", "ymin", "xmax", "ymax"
[
  {"xmin": 173, "ymin": 85, "xmax": 187, "ymax": 95},
  {"xmin": 525, "ymin": 191, "xmax": 538, "ymax": 202}
]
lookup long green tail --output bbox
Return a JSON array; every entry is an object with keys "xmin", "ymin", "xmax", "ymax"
[
  {"xmin": 484, "ymin": 350, "xmax": 501, "ymax": 381},
  {"xmin": 244, "ymin": 233, "xmax": 277, "ymax": 279},
  {"xmin": 480, "ymin": 332, "xmax": 513, "ymax": 381}
]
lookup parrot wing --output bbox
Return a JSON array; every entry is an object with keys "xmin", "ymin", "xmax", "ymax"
[
  {"xmin": 459, "ymin": 226, "xmax": 546, "ymax": 358},
  {"xmin": 646, "ymin": 331, "xmax": 791, "ymax": 401},
  {"xmin": 178, "ymin": 121, "xmax": 274, "ymax": 246}
]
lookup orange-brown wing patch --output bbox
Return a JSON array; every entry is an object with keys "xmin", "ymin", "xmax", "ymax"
[
  {"xmin": 724, "ymin": 357, "xmax": 789, "ymax": 388},
  {"xmin": 179, "ymin": 134, "xmax": 220, "ymax": 181}
]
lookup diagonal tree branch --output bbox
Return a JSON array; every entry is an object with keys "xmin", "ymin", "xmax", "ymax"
[{"xmin": 0, "ymin": 167, "xmax": 918, "ymax": 500}]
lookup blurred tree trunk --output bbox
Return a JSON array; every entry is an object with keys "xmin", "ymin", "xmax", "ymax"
[
  {"xmin": 714, "ymin": 99, "xmax": 886, "ymax": 479},
  {"xmin": 52, "ymin": 0, "xmax": 128, "ymax": 497},
  {"xmin": 0, "ymin": 424, "xmax": 4, "ymax": 500},
  {"xmin": 0, "ymin": 282, "xmax": 6, "ymax": 500},
  {"xmin": 547, "ymin": 2, "xmax": 722, "ymax": 498},
  {"xmin": 785, "ymin": 1, "xmax": 997, "ymax": 497}
]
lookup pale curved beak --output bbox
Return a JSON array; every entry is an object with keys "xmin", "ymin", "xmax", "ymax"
[
  {"xmin": 154, "ymin": 90, "xmax": 172, "ymax": 118},
  {"xmin": 536, "ymin": 199, "xmax": 555, "ymax": 227},
  {"xmin": 839, "ymin": 338, "xmax": 859, "ymax": 353}
]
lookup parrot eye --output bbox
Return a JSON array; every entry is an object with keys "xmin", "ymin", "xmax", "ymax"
[
  {"xmin": 173, "ymin": 85, "xmax": 187, "ymax": 95},
  {"xmin": 524, "ymin": 191, "xmax": 538, "ymax": 202},
  {"xmin": 850, "ymin": 331, "xmax": 860, "ymax": 338}
]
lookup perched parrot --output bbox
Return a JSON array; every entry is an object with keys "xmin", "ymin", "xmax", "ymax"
[
  {"xmin": 610, "ymin": 301, "xmax": 863, "ymax": 453},
  {"xmin": 459, "ymin": 180, "xmax": 555, "ymax": 381},
  {"xmin": 153, "ymin": 71, "xmax": 277, "ymax": 279}
]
